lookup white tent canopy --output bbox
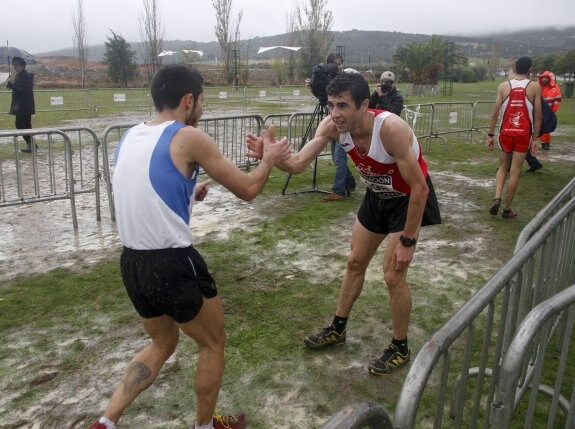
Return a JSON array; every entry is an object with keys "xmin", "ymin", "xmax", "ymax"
[
  {"xmin": 158, "ymin": 49, "xmax": 204, "ymax": 57},
  {"xmin": 257, "ymin": 46, "xmax": 301, "ymax": 55}
]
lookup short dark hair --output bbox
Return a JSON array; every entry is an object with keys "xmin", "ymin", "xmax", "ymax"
[
  {"xmin": 12, "ymin": 57, "xmax": 26, "ymax": 67},
  {"xmin": 326, "ymin": 52, "xmax": 343, "ymax": 65},
  {"xmin": 326, "ymin": 72, "xmax": 370, "ymax": 109},
  {"xmin": 150, "ymin": 65, "xmax": 204, "ymax": 111},
  {"xmin": 515, "ymin": 57, "xmax": 532, "ymax": 75}
]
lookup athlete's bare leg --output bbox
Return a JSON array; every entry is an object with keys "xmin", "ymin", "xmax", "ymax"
[
  {"xmin": 103, "ymin": 315, "xmax": 180, "ymax": 422},
  {"xmin": 504, "ymin": 150, "xmax": 528, "ymax": 210},
  {"xmin": 336, "ymin": 218, "xmax": 386, "ymax": 317},
  {"xmin": 382, "ymin": 232, "xmax": 412, "ymax": 340}
]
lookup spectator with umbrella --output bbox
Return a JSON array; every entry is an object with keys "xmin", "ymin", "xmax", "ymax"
[{"xmin": 5, "ymin": 56, "xmax": 36, "ymax": 153}]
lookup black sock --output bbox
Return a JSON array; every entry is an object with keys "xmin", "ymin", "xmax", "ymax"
[
  {"xmin": 332, "ymin": 316, "xmax": 348, "ymax": 334},
  {"xmin": 392, "ymin": 337, "xmax": 409, "ymax": 355}
]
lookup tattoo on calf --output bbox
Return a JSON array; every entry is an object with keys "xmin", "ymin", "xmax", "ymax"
[{"xmin": 123, "ymin": 361, "xmax": 152, "ymax": 394}]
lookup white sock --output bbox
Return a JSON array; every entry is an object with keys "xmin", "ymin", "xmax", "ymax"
[
  {"xmin": 195, "ymin": 422, "xmax": 213, "ymax": 429},
  {"xmin": 99, "ymin": 417, "xmax": 116, "ymax": 429}
]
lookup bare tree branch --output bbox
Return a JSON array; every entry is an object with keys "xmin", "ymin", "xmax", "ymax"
[
  {"xmin": 71, "ymin": 0, "xmax": 88, "ymax": 88},
  {"xmin": 139, "ymin": 0, "xmax": 164, "ymax": 83},
  {"xmin": 213, "ymin": 0, "xmax": 242, "ymax": 84},
  {"xmin": 294, "ymin": 0, "xmax": 334, "ymax": 78}
]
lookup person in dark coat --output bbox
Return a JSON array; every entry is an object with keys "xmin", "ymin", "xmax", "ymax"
[
  {"xmin": 368, "ymin": 70, "xmax": 404, "ymax": 116},
  {"xmin": 6, "ymin": 56, "xmax": 36, "ymax": 152}
]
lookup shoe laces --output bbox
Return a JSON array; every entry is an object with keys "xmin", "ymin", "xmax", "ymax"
[
  {"xmin": 320, "ymin": 324, "xmax": 338, "ymax": 336},
  {"xmin": 214, "ymin": 414, "xmax": 239, "ymax": 428}
]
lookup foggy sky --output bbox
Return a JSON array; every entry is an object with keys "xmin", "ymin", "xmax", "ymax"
[{"xmin": 3, "ymin": 0, "xmax": 574, "ymax": 54}]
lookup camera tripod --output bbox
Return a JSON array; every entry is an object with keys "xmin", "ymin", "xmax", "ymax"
[{"xmin": 281, "ymin": 102, "xmax": 330, "ymax": 195}]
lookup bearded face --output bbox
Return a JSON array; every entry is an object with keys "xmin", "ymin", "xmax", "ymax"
[{"xmin": 185, "ymin": 93, "xmax": 204, "ymax": 127}]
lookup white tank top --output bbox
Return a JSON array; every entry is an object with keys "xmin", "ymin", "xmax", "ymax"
[{"xmin": 112, "ymin": 120, "xmax": 199, "ymax": 250}]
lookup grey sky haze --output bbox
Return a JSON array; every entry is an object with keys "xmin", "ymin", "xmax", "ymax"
[{"xmin": 3, "ymin": 0, "xmax": 575, "ymax": 54}]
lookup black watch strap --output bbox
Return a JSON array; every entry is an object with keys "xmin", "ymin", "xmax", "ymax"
[{"xmin": 400, "ymin": 235, "xmax": 417, "ymax": 247}]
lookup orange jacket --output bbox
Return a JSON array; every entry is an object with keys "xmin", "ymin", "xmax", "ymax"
[{"xmin": 538, "ymin": 71, "xmax": 562, "ymax": 113}]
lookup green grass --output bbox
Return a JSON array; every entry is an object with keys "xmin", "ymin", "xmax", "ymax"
[{"xmin": 0, "ymin": 82, "xmax": 574, "ymax": 428}]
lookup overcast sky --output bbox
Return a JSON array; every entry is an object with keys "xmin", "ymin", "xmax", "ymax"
[{"xmin": 3, "ymin": 0, "xmax": 575, "ymax": 54}]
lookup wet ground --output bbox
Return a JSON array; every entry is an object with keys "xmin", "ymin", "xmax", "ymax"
[
  {"xmin": 0, "ymin": 110, "xmax": 275, "ymax": 282},
  {"xmin": 0, "ymin": 180, "xmax": 267, "ymax": 282}
]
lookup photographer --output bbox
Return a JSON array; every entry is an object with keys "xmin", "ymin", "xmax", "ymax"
[
  {"xmin": 369, "ymin": 71, "xmax": 404, "ymax": 116},
  {"xmin": 308, "ymin": 53, "xmax": 357, "ymax": 201}
]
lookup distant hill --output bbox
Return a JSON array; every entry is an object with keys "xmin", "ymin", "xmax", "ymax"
[{"xmin": 37, "ymin": 27, "xmax": 575, "ymax": 66}]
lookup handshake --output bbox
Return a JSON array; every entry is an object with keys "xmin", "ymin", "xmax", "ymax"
[{"xmin": 246, "ymin": 126, "xmax": 292, "ymax": 165}]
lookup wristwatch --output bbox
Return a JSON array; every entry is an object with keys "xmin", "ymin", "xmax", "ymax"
[{"xmin": 400, "ymin": 235, "xmax": 417, "ymax": 247}]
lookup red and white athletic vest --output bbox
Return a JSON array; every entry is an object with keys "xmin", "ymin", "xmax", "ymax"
[
  {"xmin": 338, "ymin": 110, "xmax": 428, "ymax": 199},
  {"xmin": 499, "ymin": 79, "xmax": 534, "ymax": 137}
]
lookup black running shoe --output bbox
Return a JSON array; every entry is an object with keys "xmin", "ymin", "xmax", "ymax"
[
  {"xmin": 303, "ymin": 324, "xmax": 346, "ymax": 349},
  {"xmin": 368, "ymin": 343, "xmax": 410, "ymax": 375}
]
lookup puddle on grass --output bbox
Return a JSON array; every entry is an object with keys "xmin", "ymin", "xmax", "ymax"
[{"xmin": 0, "ymin": 183, "xmax": 265, "ymax": 282}]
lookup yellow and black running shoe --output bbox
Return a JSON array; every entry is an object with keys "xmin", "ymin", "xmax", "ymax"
[
  {"xmin": 213, "ymin": 413, "xmax": 246, "ymax": 429},
  {"xmin": 303, "ymin": 324, "xmax": 346, "ymax": 349},
  {"xmin": 368, "ymin": 343, "xmax": 410, "ymax": 375}
]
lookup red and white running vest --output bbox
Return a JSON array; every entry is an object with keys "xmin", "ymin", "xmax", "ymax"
[{"xmin": 499, "ymin": 79, "xmax": 534, "ymax": 137}]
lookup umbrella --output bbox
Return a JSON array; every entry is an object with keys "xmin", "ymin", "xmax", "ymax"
[{"xmin": 0, "ymin": 45, "xmax": 36, "ymax": 65}]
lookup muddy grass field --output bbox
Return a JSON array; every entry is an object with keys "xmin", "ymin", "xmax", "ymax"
[{"xmin": 0, "ymin": 111, "xmax": 574, "ymax": 428}]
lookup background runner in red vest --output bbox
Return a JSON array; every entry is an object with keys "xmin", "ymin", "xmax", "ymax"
[{"xmin": 487, "ymin": 56, "xmax": 542, "ymax": 219}]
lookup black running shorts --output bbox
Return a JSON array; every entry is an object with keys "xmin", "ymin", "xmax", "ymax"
[
  {"xmin": 357, "ymin": 175, "xmax": 442, "ymax": 234},
  {"xmin": 120, "ymin": 246, "xmax": 218, "ymax": 323}
]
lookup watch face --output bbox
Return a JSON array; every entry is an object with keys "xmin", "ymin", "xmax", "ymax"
[{"xmin": 400, "ymin": 235, "xmax": 416, "ymax": 247}]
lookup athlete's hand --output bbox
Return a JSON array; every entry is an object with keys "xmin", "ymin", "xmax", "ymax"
[
  {"xmin": 392, "ymin": 242, "xmax": 414, "ymax": 271},
  {"xmin": 246, "ymin": 133, "xmax": 263, "ymax": 159},
  {"xmin": 195, "ymin": 179, "xmax": 212, "ymax": 201},
  {"xmin": 261, "ymin": 126, "xmax": 291, "ymax": 164},
  {"xmin": 530, "ymin": 139, "xmax": 539, "ymax": 157},
  {"xmin": 487, "ymin": 136, "xmax": 494, "ymax": 151}
]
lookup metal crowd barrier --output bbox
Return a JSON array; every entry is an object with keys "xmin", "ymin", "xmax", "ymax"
[
  {"xmin": 402, "ymin": 103, "xmax": 434, "ymax": 141},
  {"xmin": 100, "ymin": 114, "xmax": 265, "ymax": 221},
  {"xmin": 55, "ymin": 126, "xmax": 102, "ymax": 220},
  {"xmin": 100, "ymin": 122, "xmax": 139, "ymax": 221},
  {"xmin": 514, "ymin": 177, "xmax": 575, "ymax": 252},
  {"xmin": 470, "ymin": 101, "xmax": 494, "ymax": 144},
  {"xmin": 491, "ymin": 283, "xmax": 575, "ymax": 428},
  {"xmin": 392, "ymin": 193, "xmax": 575, "ymax": 428},
  {"xmin": 0, "ymin": 128, "xmax": 78, "ymax": 228},
  {"xmin": 263, "ymin": 113, "xmax": 294, "ymax": 141},
  {"xmin": 403, "ymin": 101, "xmax": 495, "ymax": 151},
  {"xmin": 181, "ymin": 85, "xmax": 312, "ymax": 110},
  {"xmin": 200, "ymin": 114, "xmax": 264, "ymax": 168},
  {"xmin": 320, "ymin": 178, "xmax": 575, "ymax": 428}
]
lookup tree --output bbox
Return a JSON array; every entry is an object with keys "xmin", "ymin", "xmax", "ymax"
[
  {"xmin": 294, "ymin": 0, "xmax": 334, "ymax": 79},
  {"xmin": 533, "ymin": 54, "xmax": 556, "ymax": 75},
  {"xmin": 139, "ymin": 0, "xmax": 164, "ymax": 84},
  {"xmin": 212, "ymin": 0, "xmax": 243, "ymax": 84},
  {"xmin": 488, "ymin": 42, "xmax": 501, "ymax": 80},
  {"xmin": 71, "ymin": 0, "xmax": 88, "ymax": 88},
  {"xmin": 103, "ymin": 31, "xmax": 138, "ymax": 87},
  {"xmin": 393, "ymin": 36, "xmax": 467, "ymax": 85},
  {"xmin": 285, "ymin": 8, "xmax": 298, "ymax": 84},
  {"xmin": 556, "ymin": 49, "xmax": 575, "ymax": 79}
]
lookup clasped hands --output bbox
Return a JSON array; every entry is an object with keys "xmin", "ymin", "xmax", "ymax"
[{"xmin": 246, "ymin": 126, "xmax": 291, "ymax": 163}]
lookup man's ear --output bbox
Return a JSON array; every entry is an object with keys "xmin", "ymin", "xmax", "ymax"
[
  {"xmin": 182, "ymin": 93, "xmax": 194, "ymax": 110},
  {"xmin": 361, "ymin": 98, "xmax": 370, "ymax": 111}
]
